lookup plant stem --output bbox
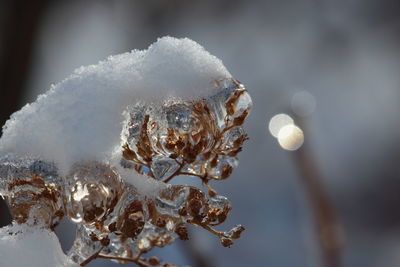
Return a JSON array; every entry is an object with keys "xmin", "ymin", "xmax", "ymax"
[
  {"xmin": 178, "ymin": 228, "xmax": 214, "ymax": 267},
  {"xmin": 293, "ymin": 117, "xmax": 343, "ymax": 267},
  {"xmin": 163, "ymin": 159, "xmax": 185, "ymax": 183},
  {"xmin": 80, "ymin": 246, "xmax": 104, "ymax": 266},
  {"xmin": 97, "ymin": 254, "xmax": 149, "ymax": 267}
]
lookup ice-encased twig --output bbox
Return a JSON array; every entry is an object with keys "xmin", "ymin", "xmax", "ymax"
[{"xmin": 0, "ymin": 37, "xmax": 252, "ymax": 267}]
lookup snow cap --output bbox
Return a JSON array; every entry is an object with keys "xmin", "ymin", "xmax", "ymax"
[{"xmin": 0, "ymin": 37, "xmax": 232, "ymax": 174}]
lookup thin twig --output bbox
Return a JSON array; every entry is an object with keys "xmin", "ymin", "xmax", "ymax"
[
  {"xmin": 163, "ymin": 159, "xmax": 185, "ymax": 183},
  {"xmin": 179, "ymin": 172, "xmax": 220, "ymax": 181},
  {"xmin": 97, "ymin": 254, "xmax": 149, "ymax": 267},
  {"xmin": 187, "ymin": 219, "xmax": 224, "ymax": 238},
  {"xmin": 80, "ymin": 246, "xmax": 104, "ymax": 266}
]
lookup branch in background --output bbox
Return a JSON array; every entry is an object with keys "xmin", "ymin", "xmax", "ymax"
[
  {"xmin": 179, "ymin": 228, "xmax": 214, "ymax": 267},
  {"xmin": 0, "ymin": 0, "xmax": 50, "ymax": 227},
  {"xmin": 293, "ymin": 117, "xmax": 343, "ymax": 267}
]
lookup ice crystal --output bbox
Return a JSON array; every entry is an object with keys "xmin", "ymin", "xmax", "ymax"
[
  {"xmin": 122, "ymin": 79, "xmax": 251, "ymax": 184},
  {"xmin": 0, "ymin": 38, "xmax": 252, "ymax": 267}
]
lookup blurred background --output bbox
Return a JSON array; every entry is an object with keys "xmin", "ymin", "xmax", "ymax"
[{"xmin": 2, "ymin": 0, "xmax": 400, "ymax": 266}]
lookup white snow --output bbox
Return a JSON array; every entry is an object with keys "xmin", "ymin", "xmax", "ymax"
[
  {"xmin": 0, "ymin": 223, "xmax": 78, "ymax": 267},
  {"xmin": 116, "ymin": 165, "xmax": 167, "ymax": 197},
  {"xmin": 0, "ymin": 37, "xmax": 232, "ymax": 176}
]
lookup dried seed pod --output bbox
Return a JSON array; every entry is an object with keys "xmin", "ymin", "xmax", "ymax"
[
  {"xmin": 174, "ymin": 223, "xmax": 189, "ymax": 240},
  {"xmin": 122, "ymin": 79, "xmax": 252, "ymax": 184},
  {"xmin": 0, "ymin": 79, "xmax": 251, "ymax": 266},
  {"xmin": 220, "ymin": 236, "xmax": 234, "ymax": 247},
  {"xmin": 107, "ymin": 185, "xmax": 145, "ymax": 239},
  {"xmin": 205, "ymin": 195, "xmax": 231, "ymax": 225},
  {"xmin": 117, "ymin": 199, "xmax": 145, "ymax": 238},
  {"xmin": 226, "ymin": 225, "xmax": 245, "ymax": 239},
  {"xmin": 149, "ymin": 257, "xmax": 161, "ymax": 266},
  {"xmin": 65, "ymin": 163, "xmax": 123, "ymax": 225}
]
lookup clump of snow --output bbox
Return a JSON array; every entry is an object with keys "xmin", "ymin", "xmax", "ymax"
[
  {"xmin": 116, "ymin": 165, "xmax": 167, "ymax": 197},
  {"xmin": 0, "ymin": 223, "xmax": 78, "ymax": 267},
  {"xmin": 0, "ymin": 37, "xmax": 232, "ymax": 175}
]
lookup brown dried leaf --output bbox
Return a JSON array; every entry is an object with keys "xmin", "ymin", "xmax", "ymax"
[
  {"xmin": 221, "ymin": 165, "xmax": 233, "ymax": 179},
  {"xmin": 233, "ymin": 110, "xmax": 249, "ymax": 126}
]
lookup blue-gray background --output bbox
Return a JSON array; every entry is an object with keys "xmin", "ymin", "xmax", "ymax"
[{"xmin": 1, "ymin": 1, "xmax": 400, "ymax": 266}]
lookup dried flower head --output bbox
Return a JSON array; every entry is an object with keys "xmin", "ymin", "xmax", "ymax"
[{"xmin": 0, "ymin": 78, "xmax": 252, "ymax": 267}]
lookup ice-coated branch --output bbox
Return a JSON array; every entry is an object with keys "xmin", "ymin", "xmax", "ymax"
[{"xmin": 0, "ymin": 37, "xmax": 252, "ymax": 267}]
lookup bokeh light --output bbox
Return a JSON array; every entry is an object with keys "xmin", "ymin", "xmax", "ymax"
[
  {"xmin": 291, "ymin": 91, "xmax": 316, "ymax": 117},
  {"xmin": 277, "ymin": 124, "xmax": 304, "ymax": 151},
  {"xmin": 268, "ymin": 113, "xmax": 294, "ymax": 138}
]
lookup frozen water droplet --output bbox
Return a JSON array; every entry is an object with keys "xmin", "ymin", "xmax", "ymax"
[
  {"xmin": 0, "ymin": 154, "xmax": 63, "ymax": 226},
  {"xmin": 224, "ymin": 224, "xmax": 245, "ymax": 240},
  {"xmin": 223, "ymin": 126, "xmax": 246, "ymax": 149},
  {"xmin": 138, "ymin": 238, "xmax": 150, "ymax": 250},
  {"xmin": 0, "ymin": 154, "xmax": 61, "ymax": 196},
  {"xmin": 151, "ymin": 156, "xmax": 180, "ymax": 180},
  {"xmin": 166, "ymin": 220, "xmax": 175, "ymax": 231},
  {"xmin": 156, "ymin": 186, "xmax": 190, "ymax": 216},
  {"xmin": 232, "ymin": 91, "xmax": 252, "ymax": 118},
  {"xmin": 65, "ymin": 163, "xmax": 123, "ymax": 225},
  {"xmin": 209, "ymin": 195, "xmax": 230, "ymax": 210},
  {"xmin": 205, "ymin": 194, "xmax": 231, "ymax": 224},
  {"xmin": 207, "ymin": 155, "xmax": 238, "ymax": 180},
  {"xmin": 207, "ymin": 88, "xmax": 232, "ymax": 129},
  {"xmin": 68, "ymin": 225, "xmax": 104, "ymax": 264},
  {"xmin": 165, "ymin": 103, "xmax": 194, "ymax": 133},
  {"xmin": 103, "ymin": 184, "xmax": 144, "ymax": 239},
  {"xmin": 101, "ymin": 232, "xmax": 134, "ymax": 261},
  {"xmin": 135, "ymin": 223, "xmax": 175, "ymax": 251},
  {"xmin": 125, "ymin": 103, "xmax": 147, "ymax": 148}
]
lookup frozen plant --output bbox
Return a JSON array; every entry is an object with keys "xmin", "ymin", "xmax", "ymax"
[{"xmin": 0, "ymin": 37, "xmax": 252, "ymax": 266}]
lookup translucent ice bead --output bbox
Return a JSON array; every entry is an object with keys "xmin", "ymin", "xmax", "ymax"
[
  {"xmin": 65, "ymin": 162, "xmax": 123, "ymax": 225},
  {"xmin": 68, "ymin": 224, "xmax": 105, "ymax": 264},
  {"xmin": 205, "ymin": 195, "xmax": 231, "ymax": 225},
  {"xmin": 0, "ymin": 154, "xmax": 63, "ymax": 226},
  {"xmin": 105, "ymin": 184, "xmax": 145, "ymax": 239},
  {"xmin": 0, "ymin": 153, "xmax": 60, "ymax": 196}
]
